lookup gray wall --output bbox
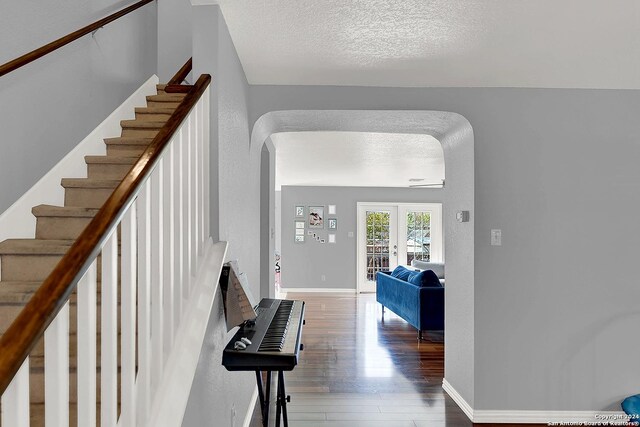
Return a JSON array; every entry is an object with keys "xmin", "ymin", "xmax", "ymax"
[
  {"xmin": 0, "ymin": 0, "xmax": 157, "ymax": 214},
  {"xmin": 249, "ymin": 85, "xmax": 640, "ymax": 411},
  {"xmin": 157, "ymin": 0, "xmax": 192, "ymax": 81},
  {"xmin": 280, "ymin": 186, "xmax": 443, "ymax": 289},
  {"xmin": 183, "ymin": 6, "xmax": 255, "ymax": 426}
]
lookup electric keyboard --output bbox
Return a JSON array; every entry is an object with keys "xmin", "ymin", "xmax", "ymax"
[{"xmin": 222, "ymin": 298, "xmax": 305, "ymax": 371}]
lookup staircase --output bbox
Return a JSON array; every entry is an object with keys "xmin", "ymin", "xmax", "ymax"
[{"xmin": 0, "ymin": 85, "xmax": 185, "ymax": 426}]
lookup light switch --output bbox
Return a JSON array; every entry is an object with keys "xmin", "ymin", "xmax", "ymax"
[{"xmin": 491, "ymin": 229, "xmax": 502, "ymax": 246}]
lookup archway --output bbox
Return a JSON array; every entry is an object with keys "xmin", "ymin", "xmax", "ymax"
[{"xmin": 251, "ymin": 109, "xmax": 475, "ymax": 404}]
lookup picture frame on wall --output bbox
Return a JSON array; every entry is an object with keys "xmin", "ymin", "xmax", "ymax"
[
  {"xmin": 295, "ymin": 220, "xmax": 305, "ymax": 229},
  {"xmin": 295, "ymin": 229, "xmax": 305, "ymax": 235},
  {"xmin": 295, "ymin": 235, "xmax": 305, "ymax": 243},
  {"xmin": 295, "ymin": 206, "xmax": 305, "ymax": 217},
  {"xmin": 309, "ymin": 206, "xmax": 324, "ymax": 229},
  {"xmin": 328, "ymin": 218, "xmax": 337, "ymax": 229}
]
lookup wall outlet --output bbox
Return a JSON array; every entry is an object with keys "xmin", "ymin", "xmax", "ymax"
[
  {"xmin": 321, "ymin": 274, "xmax": 326, "ymax": 281},
  {"xmin": 491, "ymin": 229, "xmax": 502, "ymax": 246}
]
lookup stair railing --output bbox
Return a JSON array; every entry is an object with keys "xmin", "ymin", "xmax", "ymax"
[
  {"xmin": 0, "ymin": 0, "xmax": 155, "ymax": 78},
  {"xmin": 0, "ymin": 66, "xmax": 213, "ymax": 425}
]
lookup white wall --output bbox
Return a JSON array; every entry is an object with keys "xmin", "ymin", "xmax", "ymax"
[
  {"xmin": 0, "ymin": 0, "xmax": 157, "ymax": 214},
  {"xmin": 158, "ymin": 0, "xmax": 192, "ymax": 81},
  {"xmin": 249, "ymin": 85, "xmax": 640, "ymax": 412},
  {"xmin": 280, "ymin": 185, "xmax": 443, "ymax": 289}
]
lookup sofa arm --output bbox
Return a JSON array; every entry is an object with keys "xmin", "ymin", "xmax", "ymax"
[{"xmin": 418, "ymin": 286, "xmax": 444, "ymax": 330}]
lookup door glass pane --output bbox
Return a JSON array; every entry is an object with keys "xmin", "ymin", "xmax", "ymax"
[
  {"xmin": 406, "ymin": 211, "xmax": 431, "ymax": 264},
  {"xmin": 366, "ymin": 211, "xmax": 390, "ymax": 280}
]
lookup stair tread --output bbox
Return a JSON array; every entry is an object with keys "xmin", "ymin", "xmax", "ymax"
[
  {"xmin": 32, "ymin": 204, "xmax": 99, "ymax": 218},
  {"xmin": 120, "ymin": 120, "xmax": 166, "ymax": 129},
  {"xmin": 0, "ymin": 239, "xmax": 73, "ymax": 255},
  {"xmin": 84, "ymin": 155, "xmax": 139, "ymax": 164},
  {"xmin": 103, "ymin": 136, "xmax": 153, "ymax": 145},
  {"xmin": 61, "ymin": 178, "xmax": 121, "ymax": 188},
  {"xmin": 146, "ymin": 94, "xmax": 185, "ymax": 102}
]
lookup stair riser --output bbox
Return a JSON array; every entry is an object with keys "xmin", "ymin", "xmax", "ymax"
[
  {"xmin": 0, "ymin": 254, "xmax": 63, "ymax": 281},
  {"xmin": 146, "ymin": 101, "xmax": 181, "ymax": 109},
  {"xmin": 0, "ymin": 252, "xmax": 116, "ymax": 282},
  {"xmin": 36, "ymin": 217, "xmax": 93, "ymax": 240},
  {"xmin": 65, "ymin": 187, "xmax": 115, "ymax": 208},
  {"xmin": 121, "ymin": 128, "xmax": 160, "ymax": 138},
  {"xmin": 106, "ymin": 144, "xmax": 149, "ymax": 157},
  {"xmin": 87, "ymin": 163, "xmax": 135, "ymax": 181}
]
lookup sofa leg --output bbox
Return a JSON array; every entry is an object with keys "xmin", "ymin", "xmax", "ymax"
[
  {"xmin": 418, "ymin": 330, "xmax": 424, "ymax": 341},
  {"xmin": 381, "ymin": 305, "xmax": 385, "ymax": 317}
]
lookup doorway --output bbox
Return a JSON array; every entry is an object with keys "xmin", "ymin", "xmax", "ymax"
[{"xmin": 356, "ymin": 202, "xmax": 443, "ymax": 293}]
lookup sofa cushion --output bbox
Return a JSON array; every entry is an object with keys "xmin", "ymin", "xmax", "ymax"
[
  {"xmin": 390, "ymin": 265, "xmax": 412, "ymax": 281},
  {"xmin": 407, "ymin": 269, "xmax": 441, "ymax": 287}
]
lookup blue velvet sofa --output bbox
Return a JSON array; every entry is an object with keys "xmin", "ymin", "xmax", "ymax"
[{"xmin": 376, "ymin": 264, "xmax": 444, "ymax": 340}]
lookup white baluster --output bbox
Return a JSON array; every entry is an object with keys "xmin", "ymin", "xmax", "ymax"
[
  {"xmin": 1, "ymin": 358, "xmax": 29, "ymax": 427},
  {"xmin": 203, "ymin": 88, "xmax": 211, "ymax": 240},
  {"xmin": 190, "ymin": 110, "xmax": 198, "ymax": 275},
  {"xmin": 77, "ymin": 261, "xmax": 97, "ymax": 427},
  {"xmin": 163, "ymin": 146, "xmax": 176, "ymax": 352},
  {"xmin": 101, "ymin": 232, "xmax": 118, "ymax": 427},
  {"xmin": 150, "ymin": 162, "xmax": 164, "ymax": 388},
  {"xmin": 198, "ymin": 97, "xmax": 206, "ymax": 247},
  {"xmin": 136, "ymin": 184, "xmax": 152, "ymax": 425},
  {"xmin": 183, "ymin": 119, "xmax": 192, "ymax": 297},
  {"xmin": 121, "ymin": 205, "xmax": 137, "ymax": 426},
  {"xmin": 174, "ymin": 127, "xmax": 184, "ymax": 327},
  {"xmin": 192, "ymin": 105, "xmax": 200, "ymax": 261},
  {"xmin": 45, "ymin": 300, "xmax": 70, "ymax": 426}
]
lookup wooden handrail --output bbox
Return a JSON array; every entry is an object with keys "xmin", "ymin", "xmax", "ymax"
[
  {"xmin": 0, "ymin": 0, "xmax": 154, "ymax": 78},
  {"xmin": 0, "ymin": 74, "xmax": 212, "ymax": 395},
  {"xmin": 167, "ymin": 58, "xmax": 193, "ymax": 86}
]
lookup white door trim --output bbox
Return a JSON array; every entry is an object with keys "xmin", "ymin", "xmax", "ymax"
[{"xmin": 357, "ymin": 204, "xmax": 398, "ymax": 293}]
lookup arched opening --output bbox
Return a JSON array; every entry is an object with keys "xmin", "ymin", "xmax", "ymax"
[{"xmin": 252, "ymin": 109, "xmax": 476, "ymax": 404}]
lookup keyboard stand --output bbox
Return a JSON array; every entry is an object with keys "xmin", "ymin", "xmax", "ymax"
[{"xmin": 255, "ymin": 370, "xmax": 289, "ymax": 427}]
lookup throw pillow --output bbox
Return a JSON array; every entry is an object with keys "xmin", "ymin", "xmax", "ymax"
[
  {"xmin": 390, "ymin": 265, "xmax": 412, "ymax": 281},
  {"xmin": 408, "ymin": 269, "xmax": 441, "ymax": 287}
]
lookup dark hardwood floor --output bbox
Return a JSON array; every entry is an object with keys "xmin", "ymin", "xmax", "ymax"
[{"xmin": 249, "ymin": 292, "xmax": 545, "ymax": 427}]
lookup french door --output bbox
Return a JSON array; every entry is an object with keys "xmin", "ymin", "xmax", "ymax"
[{"xmin": 357, "ymin": 203, "xmax": 442, "ymax": 293}]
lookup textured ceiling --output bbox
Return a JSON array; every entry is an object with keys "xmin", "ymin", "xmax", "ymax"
[
  {"xmin": 215, "ymin": 0, "xmax": 640, "ymax": 89},
  {"xmin": 272, "ymin": 131, "xmax": 444, "ymax": 189}
]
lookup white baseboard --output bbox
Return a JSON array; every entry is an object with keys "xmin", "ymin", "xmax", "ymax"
[
  {"xmin": 0, "ymin": 75, "xmax": 159, "ymax": 244},
  {"xmin": 243, "ymin": 386, "xmax": 259, "ymax": 427},
  {"xmin": 442, "ymin": 379, "xmax": 629, "ymax": 424},
  {"xmin": 442, "ymin": 379, "xmax": 474, "ymax": 421},
  {"xmin": 280, "ymin": 287, "xmax": 356, "ymax": 293}
]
